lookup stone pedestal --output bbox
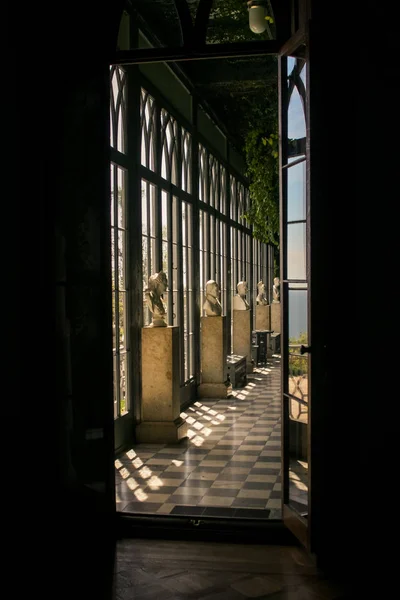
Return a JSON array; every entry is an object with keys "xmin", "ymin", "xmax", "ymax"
[
  {"xmin": 255, "ymin": 304, "xmax": 271, "ymax": 330},
  {"xmin": 271, "ymin": 302, "xmax": 281, "ymax": 333},
  {"xmin": 255, "ymin": 305, "xmax": 273, "ymax": 357},
  {"xmin": 136, "ymin": 326, "xmax": 188, "ymax": 443},
  {"xmin": 232, "ymin": 310, "xmax": 253, "ymax": 373},
  {"xmin": 198, "ymin": 316, "xmax": 231, "ymax": 397}
]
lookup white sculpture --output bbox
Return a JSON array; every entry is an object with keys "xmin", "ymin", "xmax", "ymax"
[
  {"xmin": 233, "ymin": 280, "xmax": 250, "ymax": 310},
  {"xmin": 203, "ymin": 279, "xmax": 222, "ymax": 316},
  {"xmin": 272, "ymin": 277, "xmax": 280, "ymax": 303},
  {"xmin": 144, "ymin": 270, "xmax": 168, "ymax": 327},
  {"xmin": 256, "ymin": 280, "xmax": 268, "ymax": 305}
]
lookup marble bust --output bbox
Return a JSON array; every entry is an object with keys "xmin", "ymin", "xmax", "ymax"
[
  {"xmin": 256, "ymin": 280, "xmax": 268, "ymax": 305},
  {"xmin": 272, "ymin": 277, "xmax": 280, "ymax": 303},
  {"xmin": 203, "ymin": 279, "xmax": 222, "ymax": 317},
  {"xmin": 233, "ymin": 280, "xmax": 250, "ymax": 311},
  {"xmin": 144, "ymin": 270, "xmax": 168, "ymax": 327}
]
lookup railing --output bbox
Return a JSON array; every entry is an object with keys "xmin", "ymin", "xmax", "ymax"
[{"xmin": 288, "ymin": 343, "xmax": 308, "ymax": 423}]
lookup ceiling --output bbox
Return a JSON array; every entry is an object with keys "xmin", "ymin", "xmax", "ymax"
[
  {"xmin": 127, "ymin": 0, "xmax": 280, "ymax": 153},
  {"xmin": 130, "ymin": 0, "xmax": 277, "ymax": 46},
  {"xmin": 181, "ymin": 55, "xmax": 278, "ymax": 149}
]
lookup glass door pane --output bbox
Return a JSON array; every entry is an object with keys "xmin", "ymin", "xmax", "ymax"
[{"xmin": 279, "ymin": 37, "xmax": 310, "ymax": 544}]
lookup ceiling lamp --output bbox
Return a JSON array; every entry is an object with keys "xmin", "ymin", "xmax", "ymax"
[{"xmin": 247, "ymin": 1, "xmax": 267, "ymax": 34}]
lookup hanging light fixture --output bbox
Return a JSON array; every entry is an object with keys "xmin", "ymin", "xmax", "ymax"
[{"xmin": 247, "ymin": 1, "xmax": 267, "ymax": 34}]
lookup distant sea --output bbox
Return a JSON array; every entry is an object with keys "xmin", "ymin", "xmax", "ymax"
[{"xmin": 288, "ymin": 290, "xmax": 307, "ymax": 340}]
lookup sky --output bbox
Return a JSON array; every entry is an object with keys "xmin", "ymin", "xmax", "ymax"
[{"xmin": 286, "ymin": 57, "xmax": 308, "ymax": 339}]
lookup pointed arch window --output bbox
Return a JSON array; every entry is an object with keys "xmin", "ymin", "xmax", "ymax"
[
  {"xmin": 209, "ymin": 153, "xmax": 218, "ymax": 209},
  {"xmin": 140, "ymin": 89, "xmax": 156, "ymax": 171},
  {"xmin": 110, "ymin": 66, "xmax": 127, "ymax": 154},
  {"xmin": 181, "ymin": 127, "xmax": 192, "ymax": 193},
  {"xmin": 161, "ymin": 109, "xmax": 179, "ymax": 185},
  {"xmin": 220, "ymin": 166, "xmax": 227, "ymax": 216},
  {"xmin": 198, "ymin": 144, "xmax": 207, "ymax": 202}
]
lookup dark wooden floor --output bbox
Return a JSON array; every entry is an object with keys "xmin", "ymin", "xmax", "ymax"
[{"xmin": 113, "ymin": 537, "xmax": 352, "ymax": 599}]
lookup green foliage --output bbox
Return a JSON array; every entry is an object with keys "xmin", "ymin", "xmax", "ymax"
[
  {"xmin": 199, "ymin": 0, "xmax": 276, "ymax": 44},
  {"xmin": 289, "ymin": 331, "xmax": 308, "ymax": 346},
  {"xmin": 242, "ymin": 107, "xmax": 279, "ymax": 247},
  {"xmin": 187, "ymin": 1, "xmax": 280, "ymax": 249},
  {"xmin": 288, "ymin": 332, "xmax": 308, "ymax": 376}
]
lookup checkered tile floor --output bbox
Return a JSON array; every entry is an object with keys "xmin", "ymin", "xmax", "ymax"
[{"xmin": 115, "ymin": 358, "xmax": 282, "ymax": 520}]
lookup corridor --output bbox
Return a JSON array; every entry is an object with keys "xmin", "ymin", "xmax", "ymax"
[{"xmin": 115, "ymin": 358, "xmax": 282, "ymax": 520}]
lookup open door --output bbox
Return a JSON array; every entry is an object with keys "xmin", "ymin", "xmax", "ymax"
[{"xmin": 279, "ymin": 28, "xmax": 310, "ymax": 549}]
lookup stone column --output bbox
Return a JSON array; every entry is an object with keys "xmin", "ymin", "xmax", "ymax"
[
  {"xmin": 255, "ymin": 304, "xmax": 271, "ymax": 330},
  {"xmin": 198, "ymin": 316, "xmax": 231, "ymax": 397},
  {"xmin": 271, "ymin": 302, "xmax": 281, "ymax": 333},
  {"xmin": 136, "ymin": 326, "xmax": 188, "ymax": 443},
  {"xmin": 232, "ymin": 310, "xmax": 253, "ymax": 373}
]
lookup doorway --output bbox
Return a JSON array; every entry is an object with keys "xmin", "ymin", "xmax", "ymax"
[{"xmin": 110, "ymin": 36, "xmax": 284, "ymax": 521}]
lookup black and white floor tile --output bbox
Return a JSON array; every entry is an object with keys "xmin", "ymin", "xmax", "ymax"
[{"xmin": 115, "ymin": 358, "xmax": 282, "ymax": 519}]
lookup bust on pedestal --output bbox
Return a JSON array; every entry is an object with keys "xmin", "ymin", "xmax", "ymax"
[
  {"xmin": 255, "ymin": 280, "xmax": 271, "ymax": 331},
  {"xmin": 272, "ymin": 277, "xmax": 280, "ymax": 303},
  {"xmin": 203, "ymin": 279, "xmax": 222, "ymax": 317},
  {"xmin": 144, "ymin": 270, "xmax": 168, "ymax": 327},
  {"xmin": 232, "ymin": 280, "xmax": 253, "ymax": 373},
  {"xmin": 199, "ymin": 280, "xmax": 230, "ymax": 397},
  {"xmin": 256, "ymin": 280, "xmax": 269, "ymax": 305},
  {"xmin": 271, "ymin": 277, "xmax": 281, "ymax": 333},
  {"xmin": 137, "ymin": 270, "xmax": 187, "ymax": 443},
  {"xmin": 232, "ymin": 280, "xmax": 250, "ymax": 311}
]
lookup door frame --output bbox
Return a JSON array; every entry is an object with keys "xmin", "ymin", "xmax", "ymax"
[
  {"xmin": 111, "ymin": 3, "xmax": 323, "ymax": 548},
  {"xmin": 278, "ymin": 26, "xmax": 310, "ymax": 550}
]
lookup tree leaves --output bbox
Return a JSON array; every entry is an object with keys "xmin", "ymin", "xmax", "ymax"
[
  {"xmin": 239, "ymin": 72, "xmax": 279, "ymax": 248},
  {"xmin": 242, "ymin": 125, "xmax": 279, "ymax": 247}
]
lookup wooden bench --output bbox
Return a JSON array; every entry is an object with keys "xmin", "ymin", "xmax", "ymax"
[{"xmin": 227, "ymin": 354, "xmax": 247, "ymax": 388}]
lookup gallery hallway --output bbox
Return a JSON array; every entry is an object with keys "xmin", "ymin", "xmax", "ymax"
[{"xmin": 115, "ymin": 358, "xmax": 283, "ymax": 519}]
